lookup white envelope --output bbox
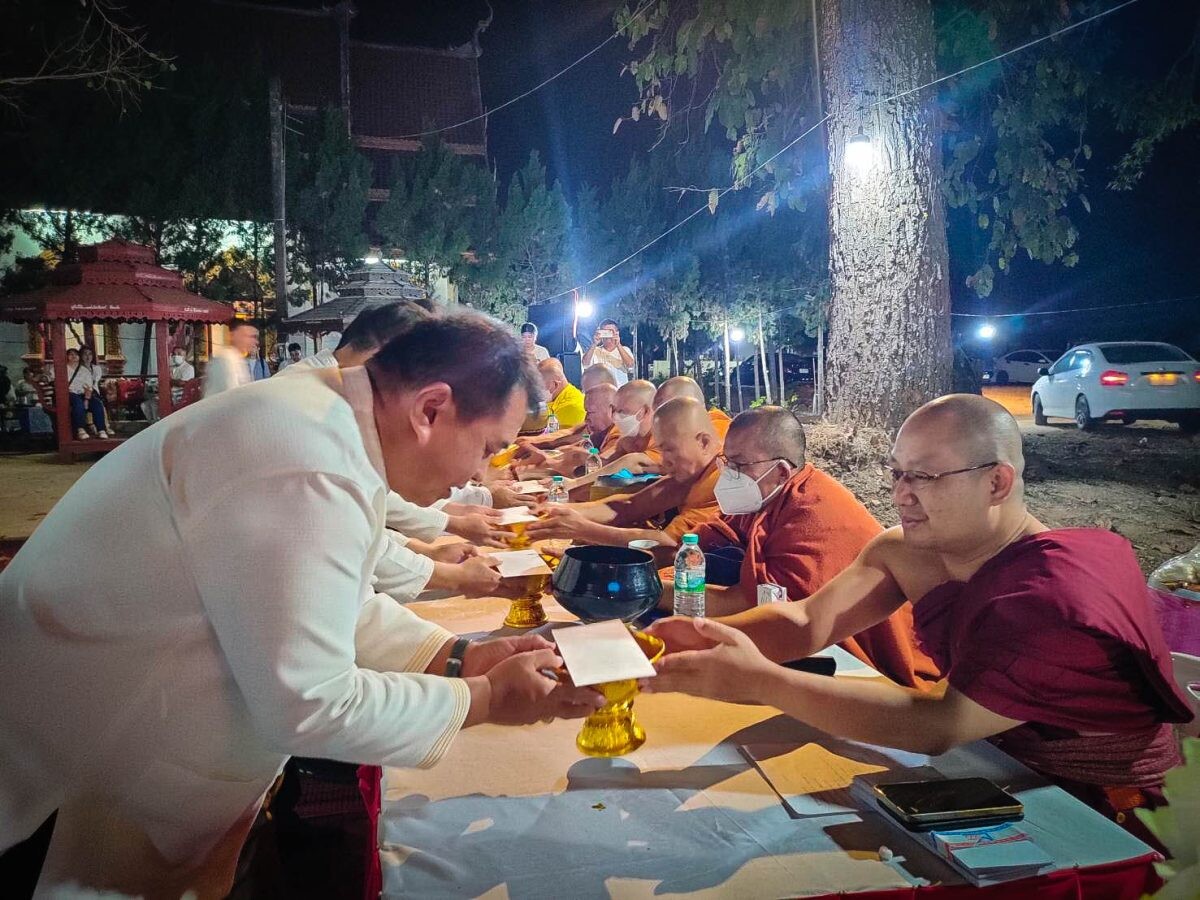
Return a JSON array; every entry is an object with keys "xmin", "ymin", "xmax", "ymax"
[
  {"xmin": 510, "ymin": 480, "xmax": 549, "ymax": 495},
  {"xmin": 495, "ymin": 506, "xmax": 540, "ymax": 525},
  {"xmin": 551, "ymin": 620, "xmax": 657, "ymax": 687},
  {"xmin": 484, "ymin": 549, "xmax": 553, "ymax": 578}
]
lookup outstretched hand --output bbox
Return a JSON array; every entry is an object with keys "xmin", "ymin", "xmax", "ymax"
[{"xmin": 641, "ymin": 617, "xmax": 771, "ymax": 705}]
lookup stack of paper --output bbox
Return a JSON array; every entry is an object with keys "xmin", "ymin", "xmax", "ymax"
[
  {"xmin": 494, "ymin": 507, "xmax": 540, "ymax": 526},
  {"xmin": 510, "ymin": 480, "xmax": 549, "ymax": 496},
  {"xmin": 922, "ymin": 823, "xmax": 1053, "ymax": 886}
]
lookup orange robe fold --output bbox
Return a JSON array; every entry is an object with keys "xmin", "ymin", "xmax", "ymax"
[
  {"xmin": 694, "ymin": 464, "xmax": 940, "ymax": 689},
  {"xmin": 607, "ymin": 459, "xmax": 722, "ymax": 541}
]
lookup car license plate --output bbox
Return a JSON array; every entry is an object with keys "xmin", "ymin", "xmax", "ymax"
[{"xmin": 1146, "ymin": 373, "xmax": 1178, "ymax": 386}]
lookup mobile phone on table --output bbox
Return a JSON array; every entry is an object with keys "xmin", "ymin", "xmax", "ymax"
[{"xmin": 874, "ymin": 777, "xmax": 1022, "ymax": 831}]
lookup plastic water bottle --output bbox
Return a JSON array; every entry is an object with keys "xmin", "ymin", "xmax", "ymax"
[
  {"xmin": 584, "ymin": 447, "xmax": 602, "ymax": 476},
  {"xmin": 547, "ymin": 475, "xmax": 569, "ymax": 504},
  {"xmin": 545, "ymin": 410, "xmax": 560, "ymax": 434},
  {"xmin": 580, "ymin": 435, "xmax": 595, "ymax": 453},
  {"xmin": 673, "ymin": 533, "xmax": 706, "ymax": 618}
]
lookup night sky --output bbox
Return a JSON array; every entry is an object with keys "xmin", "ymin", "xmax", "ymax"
[{"xmin": 347, "ymin": 0, "xmax": 1199, "ymax": 352}]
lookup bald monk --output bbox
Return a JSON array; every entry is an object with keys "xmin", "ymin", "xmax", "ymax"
[
  {"xmin": 528, "ymin": 397, "xmax": 722, "ymax": 548},
  {"xmin": 538, "ymin": 358, "xmax": 585, "ymax": 428},
  {"xmin": 645, "ymin": 395, "xmax": 1192, "ymax": 825},
  {"xmin": 662, "ymin": 405, "xmax": 936, "ymax": 689},
  {"xmin": 654, "ymin": 375, "xmax": 732, "ymax": 441},
  {"xmin": 515, "ymin": 365, "xmax": 617, "ymax": 457},
  {"xmin": 534, "ymin": 383, "xmax": 620, "ymax": 476}
]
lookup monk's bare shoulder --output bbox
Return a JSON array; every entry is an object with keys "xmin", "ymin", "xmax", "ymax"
[{"xmin": 860, "ymin": 526, "xmax": 950, "ymax": 601}]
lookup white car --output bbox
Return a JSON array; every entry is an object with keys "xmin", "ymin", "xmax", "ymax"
[
  {"xmin": 986, "ymin": 349, "xmax": 1058, "ymax": 385},
  {"xmin": 1031, "ymin": 342, "xmax": 1200, "ymax": 432}
]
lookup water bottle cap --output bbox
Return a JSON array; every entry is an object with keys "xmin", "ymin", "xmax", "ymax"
[
  {"xmin": 552, "ymin": 475, "xmax": 564, "ymax": 483},
  {"xmin": 682, "ymin": 533, "xmax": 699, "ymax": 544},
  {"xmin": 589, "ymin": 447, "xmax": 599, "ymax": 454}
]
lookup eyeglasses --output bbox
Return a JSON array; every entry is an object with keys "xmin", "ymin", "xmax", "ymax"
[
  {"xmin": 716, "ymin": 454, "xmax": 788, "ymax": 476},
  {"xmin": 882, "ymin": 461, "xmax": 999, "ymax": 487}
]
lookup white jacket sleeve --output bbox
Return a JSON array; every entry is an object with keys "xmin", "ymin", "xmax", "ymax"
[
  {"xmin": 372, "ymin": 529, "xmax": 435, "ymax": 602},
  {"xmin": 355, "ymin": 591, "xmax": 453, "ymax": 674},
  {"xmin": 434, "ymin": 483, "xmax": 493, "ymax": 509},
  {"xmin": 385, "ymin": 490, "xmax": 449, "ymax": 541},
  {"xmin": 180, "ymin": 471, "xmax": 468, "ymax": 768}
]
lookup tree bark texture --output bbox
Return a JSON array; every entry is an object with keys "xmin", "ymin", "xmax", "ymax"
[{"xmin": 820, "ymin": 0, "xmax": 951, "ymax": 431}]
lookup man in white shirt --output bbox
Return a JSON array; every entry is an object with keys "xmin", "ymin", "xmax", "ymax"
[
  {"xmin": 144, "ymin": 348, "xmax": 199, "ymax": 423},
  {"xmin": 203, "ymin": 320, "xmax": 270, "ymax": 397},
  {"xmin": 278, "ymin": 342, "xmax": 304, "ymax": 370},
  {"xmin": 0, "ymin": 312, "xmax": 600, "ymax": 897}
]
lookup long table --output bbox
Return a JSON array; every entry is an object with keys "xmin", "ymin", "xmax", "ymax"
[{"xmin": 379, "ymin": 594, "xmax": 1161, "ymax": 898}]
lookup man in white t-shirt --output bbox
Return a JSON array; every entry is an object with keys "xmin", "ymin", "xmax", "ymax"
[{"xmin": 519, "ymin": 322, "xmax": 551, "ymax": 362}]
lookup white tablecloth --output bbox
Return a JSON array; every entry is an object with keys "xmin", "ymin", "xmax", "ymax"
[{"xmin": 380, "ymin": 595, "xmax": 1155, "ymax": 898}]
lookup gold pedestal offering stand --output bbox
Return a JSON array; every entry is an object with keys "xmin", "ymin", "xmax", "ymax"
[
  {"xmin": 500, "ymin": 520, "xmax": 555, "ymax": 629},
  {"xmin": 576, "ymin": 628, "xmax": 665, "ymax": 757}
]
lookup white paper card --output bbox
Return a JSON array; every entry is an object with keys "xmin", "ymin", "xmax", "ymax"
[
  {"xmin": 495, "ymin": 506, "xmax": 540, "ymax": 525},
  {"xmin": 485, "ymin": 549, "xmax": 552, "ymax": 578},
  {"xmin": 551, "ymin": 620, "xmax": 657, "ymax": 687},
  {"xmin": 511, "ymin": 480, "xmax": 549, "ymax": 495}
]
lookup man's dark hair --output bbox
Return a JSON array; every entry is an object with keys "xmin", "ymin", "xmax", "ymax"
[
  {"xmin": 520, "ymin": 322, "xmax": 537, "ymax": 335},
  {"xmin": 287, "ymin": 342, "xmax": 301, "ymax": 353},
  {"xmin": 599, "ymin": 318, "xmax": 619, "ymax": 331},
  {"xmin": 335, "ymin": 301, "xmax": 432, "ymax": 353},
  {"xmin": 728, "ymin": 406, "xmax": 806, "ymax": 467},
  {"xmin": 367, "ymin": 312, "xmax": 545, "ymax": 421},
  {"xmin": 229, "ymin": 319, "xmax": 257, "ymax": 332}
]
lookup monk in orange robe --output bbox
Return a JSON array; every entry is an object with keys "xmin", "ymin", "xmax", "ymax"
[
  {"xmin": 653, "ymin": 376, "xmax": 732, "ymax": 442},
  {"xmin": 647, "ymin": 396, "xmax": 1191, "ymax": 827},
  {"xmin": 664, "ymin": 406, "xmax": 939, "ymax": 690},
  {"xmin": 528, "ymin": 397, "xmax": 722, "ymax": 547}
]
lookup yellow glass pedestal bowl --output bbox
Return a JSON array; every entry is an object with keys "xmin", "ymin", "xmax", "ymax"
[
  {"xmin": 576, "ymin": 628, "xmax": 665, "ymax": 757},
  {"xmin": 502, "ymin": 572, "xmax": 551, "ymax": 629}
]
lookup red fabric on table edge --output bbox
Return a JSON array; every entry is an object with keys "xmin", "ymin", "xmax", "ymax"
[
  {"xmin": 808, "ymin": 853, "xmax": 1161, "ymax": 900},
  {"xmin": 357, "ymin": 765, "xmax": 382, "ymax": 900}
]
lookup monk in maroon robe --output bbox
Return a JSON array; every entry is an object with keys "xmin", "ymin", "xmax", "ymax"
[{"xmin": 645, "ymin": 394, "xmax": 1192, "ymax": 827}]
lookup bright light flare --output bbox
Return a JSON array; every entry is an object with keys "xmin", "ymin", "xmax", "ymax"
[
  {"xmin": 730, "ymin": 327, "xmax": 746, "ymax": 342},
  {"xmin": 845, "ymin": 131, "xmax": 874, "ymax": 175},
  {"xmin": 977, "ymin": 323, "xmax": 997, "ymax": 340},
  {"xmin": 575, "ymin": 298, "xmax": 595, "ymax": 318},
  {"xmin": 363, "ymin": 256, "xmax": 381, "ymax": 265}
]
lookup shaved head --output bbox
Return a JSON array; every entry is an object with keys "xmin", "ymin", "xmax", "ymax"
[
  {"xmin": 726, "ymin": 406, "xmax": 806, "ymax": 467},
  {"xmin": 653, "ymin": 397, "xmax": 716, "ymax": 436},
  {"xmin": 538, "ymin": 358, "xmax": 565, "ymax": 380},
  {"xmin": 616, "ymin": 379, "xmax": 656, "ymax": 409},
  {"xmin": 652, "ymin": 397, "xmax": 719, "ymax": 479},
  {"xmin": 582, "ymin": 364, "xmax": 618, "ymax": 391},
  {"xmin": 585, "ymin": 383, "xmax": 618, "ymax": 407},
  {"xmin": 654, "ymin": 376, "xmax": 705, "ymax": 409},
  {"xmin": 901, "ymin": 394, "xmax": 1025, "ymax": 476}
]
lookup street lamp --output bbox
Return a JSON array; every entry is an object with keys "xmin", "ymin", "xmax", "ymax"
[
  {"xmin": 845, "ymin": 129, "xmax": 873, "ymax": 175},
  {"xmin": 730, "ymin": 326, "xmax": 746, "ymax": 342},
  {"xmin": 977, "ymin": 322, "xmax": 997, "ymax": 341},
  {"xmin": 575, "ymin": 297, "xmax": 594, "ymax": 319}
]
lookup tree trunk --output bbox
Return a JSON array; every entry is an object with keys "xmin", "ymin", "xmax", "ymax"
[
  {"xmin": 757, "ymin": 309, "xmax": 772, "ymax": 404},
  {"xmin": 820, "ymin": 0, "xmax": 951, "ymax": 431},
  {"xmin": 722, "ymin": 322, "xmax": 732, "ymax": 411}
]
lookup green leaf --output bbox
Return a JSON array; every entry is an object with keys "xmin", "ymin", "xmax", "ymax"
[
  {"xmin": 707, "ymin": 189, "xmax": 719, "ymax": 215},
  {"xmin": 1079, "ymin": 195, "xmax": 1091, "ymax": 214}
]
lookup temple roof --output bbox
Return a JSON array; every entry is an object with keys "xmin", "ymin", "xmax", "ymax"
[{"xmin": 281, "ymin": 263, "xmax": 428, "ymax": 330}]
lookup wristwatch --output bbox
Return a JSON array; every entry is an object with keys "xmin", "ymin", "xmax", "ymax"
[{"xmin": 444, "ymin": 637, "xmax": 472, "ymax": 678}]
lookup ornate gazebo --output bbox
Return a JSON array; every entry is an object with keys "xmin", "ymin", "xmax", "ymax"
[
  {"xmin": 281, "ymin": 262, "xmax": 429, "ymax": 342},
  {"xmin": 0, "ymin": 240, "xmax": 231, "ymax": 460}
]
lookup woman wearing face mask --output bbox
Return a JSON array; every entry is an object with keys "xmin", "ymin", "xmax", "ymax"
[{"xmin": 650, "ymin": 406, "xmax": 938, "ymax": 689}]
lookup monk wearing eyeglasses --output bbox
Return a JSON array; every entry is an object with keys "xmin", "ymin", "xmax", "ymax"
[
  {"xmin": 645, "ymin": 394, "xmax": 1192, "ymax": 828},
  {"xmin": 660, "ymin": 405, "xmax": 938, "ymax": 690}
]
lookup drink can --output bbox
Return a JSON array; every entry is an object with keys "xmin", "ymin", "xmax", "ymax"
[{"xmin": 756, "ymin": 583, "xmax": 786, "ymax": 605}]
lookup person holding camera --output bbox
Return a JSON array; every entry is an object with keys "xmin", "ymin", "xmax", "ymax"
[{"xmin": 582, "ymin": 318, "xmax": 634, "ymax": 385}]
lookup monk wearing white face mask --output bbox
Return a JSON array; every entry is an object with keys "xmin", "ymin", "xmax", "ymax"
[
  {"xmin": 606, "ymin": 379, "xmax": 659, "ymax": 464},
  {"xmin": 662, "ymin": 406, "xmax": 939, "ymax": 691}
]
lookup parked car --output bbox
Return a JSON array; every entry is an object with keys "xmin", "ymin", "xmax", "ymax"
[
  {"xmin": 1031, "ymin": 342, "xmax": 1200, "ymax": 432},
  {"xmin": 735, "ymin": 352, "xmax": 815, "ymax": 386},
  {"xmin": 984, "ymin": 349, "xmax": 1058, "ymax": 385}
]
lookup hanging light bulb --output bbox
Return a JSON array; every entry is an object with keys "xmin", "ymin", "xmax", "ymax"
[
  {"xmin": 575, "ymin": 297, "xmax": 595, "ymax": 319},
  {"xmin": 845, "ymin": 129, "xmax": 873, "ymax": 175},
  {"xmin": 977, "ymin": 322, "xmax": 997, "ymax": 340}
]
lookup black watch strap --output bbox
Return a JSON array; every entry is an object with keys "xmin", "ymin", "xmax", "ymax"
[{"xmin": 444, "ymin": 637, "xmax": 472, "ymax": 678}]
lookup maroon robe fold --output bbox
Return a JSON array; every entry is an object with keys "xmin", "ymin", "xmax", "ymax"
[{"xmin": 914, "ymin": 528, "xmax": 1192, "ymax": 799}]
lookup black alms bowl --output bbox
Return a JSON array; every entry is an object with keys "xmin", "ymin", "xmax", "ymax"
[{"xmin": 551, "ymin": 545, "xmax": 663, "ymax": 623}]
